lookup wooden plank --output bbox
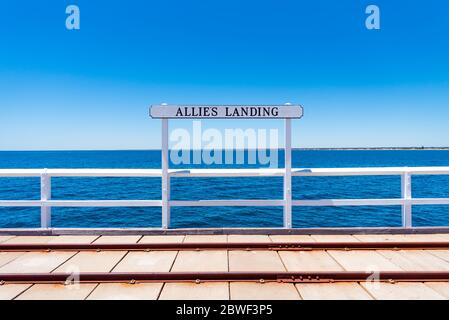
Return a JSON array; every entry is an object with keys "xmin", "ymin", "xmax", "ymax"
[
  {"xmin": 54, "ymin": 251, "xmax": 127, "ymax": 273},
  {"xmin": 0, "ymin": 236, "xmax": 15, "ymax": 243},
  {"xmin": 48, "ymin": 235, "xmax": 99, "ymax": 244},
  {"xmin": 3, "ymin": 236, "xmax": 57, "ymax": 244},
  {"xmin": 93, "ymin": 235, "xmax": 141, "ymax": 244},
  {"xmin": 429, "ymin": 234, "xmax": 449, "ymax": 241},
  {"xmin": 0, "ymin": 252, "xmax": 24, "ymax": 268},
  {"xmin": 311, "ymin": 235, "xmax": 360, "ymax": 242},
  {"xmin": 112, "ymin": 251, "xmax": 177, "ymax": 272},
  {"xmin": 424, "ymin": 282, "xmax": 449, "ymax": 299},
  {"xmin": 228, "ymin": 235, "xmax": 271, "ymax": 243},
  {"xmin": 269, "ymin": 235, "xmax": 315, "ymax": 243},
  {"xmin": 0, "ymin": 284, "xmax": 32, "ymax": 300},
  {"xmin": 159, "ymin": 282, "xmax": 229, "ymax": 300},
  {"xmin": 296, "ymin": 283, "xmax": 373, "ymax": 300},
  {"xmin": 87, "ymin": 283, "xmax": 163, "ymax": 300},
  {"xmin": 0, "ymin": 252, "xmax": 75, "ymax": 273},
  {"xmin": 354, "ymin": 234, "xmax": 408, "ymax": 242},
  {"xmin": 230, "ymin": 282, "xmax": 300, "ymax": 300},
  {"xmin": 171, "ymin": 251, "xmax": 228, "ymax": 272},
  {"xmin": 15, "ymin": 284, "xmax": 97, "ymax": 300},
  {"xmin": 402, "ymin": 234, "xmax": 449, "ymax": 242},
  {"xmin": 139, "ymin": 235, "xmax": 185, "ymax": 243},
  {"xmin": 229, "ymin": 251, "xmax": 285, "ymax": 272},
  {"xmin": 279, "ymin": 251, "xmax": 344, "ymax": 271},
  {"xmin": 427, "ymin": 250, "xmax": 449, "ymax": 263},
  {"xmin": 328, "ymin": 250, "xmax": 403, "ymax": 271},
  {"xmin": 361, "ymin": 282, "xmax": 446, "ymax": 300},
  {"xmin": 378, "ymin": 250, "xmax": 449, "ymax": 271},
  {"xmin": 356, "ymin": 234, "xmax": 449, "ymax": 242},
  {"xmin": 184, "ymin": 235, "xmax": 227, "ymax": 243}
]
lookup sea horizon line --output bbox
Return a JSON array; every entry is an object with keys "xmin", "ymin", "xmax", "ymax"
[{"xmin": 1, "ymin": 147, "xmax": 449, "ymax": 152}]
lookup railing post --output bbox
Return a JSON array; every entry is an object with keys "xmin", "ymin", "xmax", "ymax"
[
  {"xmin": 283, "ymin": 118, "xmax": 292, "ymax": 228},
  {"xmin": 40, "ymin": 169, "xmax": 51, "ymax": 228},
  {"xmin": 161, "ymin": 118, "xmax": 170, "ymax": 228},
  {"xmin": 401, "ymin": 172, "xmax": 412, "ymax": 228}
]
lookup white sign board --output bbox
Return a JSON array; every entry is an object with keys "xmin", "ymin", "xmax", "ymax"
[{"xmin": 150, "ymin": 104, "xmax": 303, "ymax": 119}]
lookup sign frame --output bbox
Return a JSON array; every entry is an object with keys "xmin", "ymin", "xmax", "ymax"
[
  {"xmin": 150, "ymin": 104, "xmax": 303, "ymax": 119},
  {"xmin": 150, "ymin": 103, "xmax": 303, "ymax": 229}
]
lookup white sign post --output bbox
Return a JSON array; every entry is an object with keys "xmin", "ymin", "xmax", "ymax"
[{"xmin": 150, "ymin": 104, "xmax": 304, "ymax": 228}]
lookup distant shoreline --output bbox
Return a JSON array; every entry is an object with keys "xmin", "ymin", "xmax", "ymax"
[
  {"xmin": 1, "ymin": 147, "xmax": 449, "ymax": 152},
  {"xmin": 295, "ymin": 147, "xmax": 449, "ymax": 151}
]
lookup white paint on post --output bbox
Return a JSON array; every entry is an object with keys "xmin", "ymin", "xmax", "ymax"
[
  {"xmin": 401, "ymin": 172, "xmax": 412, "ymax": 228},
  {"xmin": 283, "ymin": 118, "xmax": 292, "ymax": 228},
  {"xmin": 161, "ymin": 118, "xmax": 170, "ymax": 228},
  {"xmin": 40, "ymin": 169, "xmax": 51, "ymax": 228}
]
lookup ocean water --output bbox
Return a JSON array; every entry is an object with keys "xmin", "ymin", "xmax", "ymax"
[{"xmin": 0, "ymin": 150, "xmax": 449, "ymax": 229}]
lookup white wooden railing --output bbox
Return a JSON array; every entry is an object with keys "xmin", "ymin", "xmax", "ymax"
[{"xmin": 1, "ymin": 167, "xmax": 449, "ymax": 229}]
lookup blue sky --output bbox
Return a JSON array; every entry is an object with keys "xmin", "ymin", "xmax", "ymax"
[{"xmin": 0, "ymin": 0, "xmax": 448, "ymax": 150}]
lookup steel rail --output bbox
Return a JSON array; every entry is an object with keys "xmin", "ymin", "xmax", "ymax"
[
  {"xmin": 2, "ymin": 241, "xmax": 449, "ymax": 252},
  {"xmin": 2, "ymin": 271, "xmax": 449, "ymax": 284}
]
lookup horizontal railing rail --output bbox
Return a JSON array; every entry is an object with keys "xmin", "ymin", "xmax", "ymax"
[
  {"xmin": 2, "ymin": 167, "xmax": 449, "ymax": 177},
  {"xmin": 1, "ymin": 167, "xmax": 449, "ymax": 229}
]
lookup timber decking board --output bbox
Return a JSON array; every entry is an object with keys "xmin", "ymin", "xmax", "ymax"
[
  {"xmin": 139, "ymin": 235, "xmax": 185, "ymax": 244},
  {"xmin": 296, "ymin": 283, "xmax": 373, "ymax": 300},
  {"xmin": 15, "ymin": 284, "xmax": 97, "ymax": 300},
  {"xmin": 0, "ymin": 284, "xmax": 32, "ymax": 300},
  {"xmin": 230, "ymin": 282, "xmax": 300, "ymax": 300},
  {"xmin": 171, "ymin": 250, "xmax": 228, "ymax": 272},
  {"xmin": 0, "ymin": 252, "xmax": 24, "ymax": 268},
  {"xmin": 228, "ymin": 251, "xmax": 285, "ymax": 272},
  {"xmin": 328, "ymin": 250, "xmax": 403, "ymax": 271},
  {"xmin": 354, "ymin": 234, "xmax": 415, "ymax": 242},
  {"xmin": 279, "ymin": 251, "xmax": 344, "ymax": 271},
  {"xmin": 228, "ymin": 235, "xmax": 271, "ymax": 243},
  {"xmin": 429, "ymin": 234, "xmax": 449, "ymax": 241},
  {"xmin": 424, "ymin": 282, "xmax": 449, "ymax": 299},
  {"xmin": 3, "ymin": 236, "xmax": 57, "ymax": 244},
  {"xmin": 311, "ymin": 235, "xmax": 360, "ymax": 242},
  {"xmin": 54, "ymin": 251, "xmax": 127, "ymax": 273},
  {"xmin": 112, "ymin": 251, "xmax": 177, "ymax": 272},
  {"xmin": 0, "ymin": 236, "xmax": 15, "ymax": 243},
  {"xmin": 183, "ymin": 235, "xmax": 227, "ymax": 243},
  {"xmin": 159, "ymin": 282, "xmax": 229, "ymax": 300},
  {"xmin": 354, "ymin": 234, "xmax": 449, "ymax": 242},
  {"xmin": 398, "ymin": 234, "xmax": 449, "ymax": 242},
  {"xmin": 93, "ymin": 235, "xmax": 142, "ymax": 244},
  {"xmin": 269, "ymin": 235, "xmax": 315, "ymax": 243},
  {"xmin": 378, "ymin": 250, "xmax": 449, "ymax": 271},
  {"xmin": 48, "ymin": 236, "xmax": 99, "ymax": 244},
  {"xmin": 2, "ymin": 236, "xmax": 98, "ymax": 245},
  {"xmin": 427, "ymin": 250, "xmax": 449, "ymax": 263},
  {"xmin": 361, "ymin": 282, "xmax": 446, "ymax": 300},
  {"xmin": 87, "ymin": 283, "xmax": 163, "ymax": 300},
  {"xmin": 0, "ymin": 251, "xmax": 76, "ymax": 273}
]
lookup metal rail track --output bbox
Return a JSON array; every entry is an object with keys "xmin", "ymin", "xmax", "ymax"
[
  {"xmin": 2, "ymin": 241, "xmax": 449, "ymax": 251},
  {"xmin": 2, "ymin": 271, "xmax": 449, "ymax": 284}
]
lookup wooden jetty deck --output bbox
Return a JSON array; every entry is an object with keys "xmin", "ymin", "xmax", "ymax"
[{"xmin": 2, "ymin": 233, "xmax": 449, "ymax": 300}]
